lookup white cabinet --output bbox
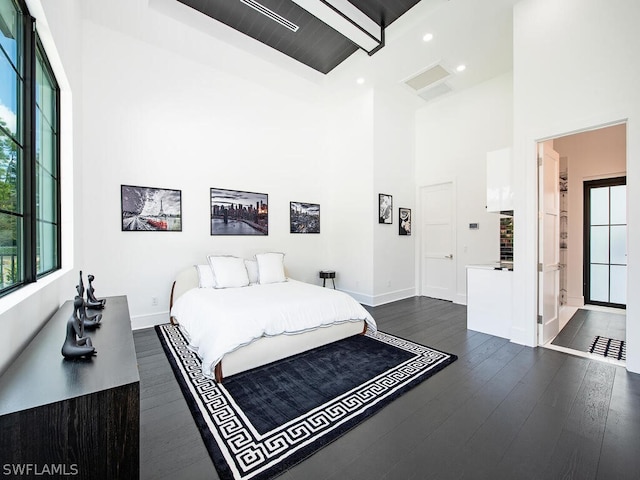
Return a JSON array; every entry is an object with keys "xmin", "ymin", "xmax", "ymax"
[
  {"xmin": 486, "ymin": 147, "xmax": 513, "ymax": 212},
  {"xmin": 466, "ymin": 266, "xmax": 513, "ymax": 339}
]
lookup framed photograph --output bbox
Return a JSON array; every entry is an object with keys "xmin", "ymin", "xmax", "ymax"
[
  {"xmin": 121, "ymin": 185, "xmax": 182, "ymax": 231},
  {"xmin": 210, "ymin": 187, "xmax": 268, "ymax": 235},
  {"xmin": 399, "ymin": 208, "xmax": 411, "ymax": 235},
  {"xmin": 379, "ymin": 193, "xmax": 393, "ymax": 224},
  {"xmin": 290, "ymin": 202, "xmax": 320, "ymax": 233}
]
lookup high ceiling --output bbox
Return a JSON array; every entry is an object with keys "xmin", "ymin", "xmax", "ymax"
[
  {"xmin": 176, "ymin": 0, "xmax": 422, "ymax": 74},
  {"xmin": 166, "ymin": 0, "xmax": 520, "ymax": 103},
  {"xmin": 361, "ymin": 0, "xmax": 519, "ymax": 100}
]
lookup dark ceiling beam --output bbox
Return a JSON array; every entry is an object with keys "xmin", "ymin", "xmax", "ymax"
[{"xmin": 290, "ymin": 0, "xmax": 383, "ymax": 53}]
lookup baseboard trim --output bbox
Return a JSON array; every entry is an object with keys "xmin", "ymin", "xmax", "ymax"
[
  {"xmin": 567, "ymin": 296, "xmax": 584, "ymax": 307},
  {"xmin": 509, "ymin": 326, "xmax": 534, "ymax": 347},
  {"xmin": 131, "ymin": 311, "xmax": 169, "ymax": 330},
  {"xmin": 340, "ymin": 289, "xmax": 374, "ymax": 306},
  {"xmin": 371, "ymin": 288, "xmax": 416, "ymax": 307},
  {"xmin": 340, "ymin": 288, "xmax": 416, "ymax": 307}
]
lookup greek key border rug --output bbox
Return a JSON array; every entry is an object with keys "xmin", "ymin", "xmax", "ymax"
[{"xmin": 156, "ymin": 324, "xmax": 457, "ymax": 480}]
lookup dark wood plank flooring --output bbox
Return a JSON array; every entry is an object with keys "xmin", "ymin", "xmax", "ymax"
[
  {"xmin": 134, "ymin": 297, "xmax": 640, "ymax": 480},
  {"xmin": 552, "ymin": 307, "xmax": 626, "ymax": 352}
]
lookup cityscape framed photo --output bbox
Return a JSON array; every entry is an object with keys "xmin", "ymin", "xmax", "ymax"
[
  {"xmin": 210, "ymin": 187, "xmax": 268, "ymax": 235},
  {"xmin": 290, "ymin": 202, "xmax": 320, "ymax": 233},
  {"xmin": 121, "ymin": 185, "xmax": 182, "ymax": 231}
]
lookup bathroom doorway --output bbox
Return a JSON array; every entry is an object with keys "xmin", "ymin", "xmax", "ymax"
[{"xmin": 541, "ymin": 123, "xmax": 627, "ymax": 365}]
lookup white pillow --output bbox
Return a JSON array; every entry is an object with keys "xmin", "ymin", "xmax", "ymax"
[
  {"xmin": 245, "ymin": 259, "xmax": 259, "ymax": 285},
  {"xmin": 195, "ymin": 264, "xmax": 216, "ymax": 288},
  {"xmin": 256, "ymin": 252, "xmax": 286, "ymax": 284},
  {"xmin": 207, "ymin": 256, "xmax": 250, "ymax": 288}
]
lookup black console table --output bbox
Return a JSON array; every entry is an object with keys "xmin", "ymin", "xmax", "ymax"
[{"xmin": 0, "ymin": 296, "xmax": 139, "ymax": 479}]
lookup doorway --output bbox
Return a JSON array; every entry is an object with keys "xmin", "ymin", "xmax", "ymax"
[
  {"xmin": 583, "ymin": 176, "xmax": 627, "ymax": 308},
  {"xmin": 538, "ymin": 123, "xmax": 627, "ymax": 364},
  {"xmin": 537, "ymin": 141, "xmax": 560, "ymax": 345}
]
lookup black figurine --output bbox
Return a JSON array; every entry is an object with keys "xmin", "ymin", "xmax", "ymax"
[
  {"xmin": 81, "ymin": 293, "xmax": 102, "ymax": 328},
  {"xmin": 75, "ymin": 281, "xmax": 102, "ymax": 328},
  {"xmin": 86, "ymin": 274, "xmax": 106, "ymax": 309},
  {"xmin": 61, "ymin": 296, "xmax": 96, "ymax": 359},
  {"xmin": 78, "ymin": 270, "xmax": 85, "ymax": 297}
]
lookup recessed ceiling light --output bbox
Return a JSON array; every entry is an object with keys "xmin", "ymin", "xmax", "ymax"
[
  {"xmin": 356, "ymin": 77, "xmax": 365, "ymax": 85},
  {"xmin": 422, "ymin": 33, "xmax": 434, "ymax": 42},
  {"xmin": 456, "ymin": 64, "xmax": 466, "ymax": 72}
]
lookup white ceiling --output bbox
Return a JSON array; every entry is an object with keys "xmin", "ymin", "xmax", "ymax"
[
  {"xmin": 328, "ymin": 0, "xmax": 520, "ymax": 102},
  {"xmin": 86, "ymin": 0, "xmax": 520, "ymax": 104}
]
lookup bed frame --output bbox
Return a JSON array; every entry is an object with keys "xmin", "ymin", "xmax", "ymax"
[{"xmin": 169, "ymin": 267, "xmax": 366, "ymax": 382}]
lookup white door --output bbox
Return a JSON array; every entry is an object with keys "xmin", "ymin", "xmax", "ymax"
[
  {"xmin": 538, "ymin": 141, "xmax": 560, "ymax": 345},
  {"xmin": 421, "ymin": 182, "xmax": 455, "ymax": 301}
]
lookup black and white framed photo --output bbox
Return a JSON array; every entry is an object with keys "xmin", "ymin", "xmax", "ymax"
[
  {"xmin": 210, "ymin": 187, "xmax": 268, "ymax": 235},
  {"xmin": 399, "ymin": 208, "xmax": 411, "ymax": 235},
  {"xmin": 379, "ymin": 193, "xmax": 393, "ymax": 224},
  {"xmin": 121, "ymin": 185, "xmax": 182, "ymax": 231},
  {"xmin": 290, "ymin": 202, "xmax": 320, "ymax": 233}
]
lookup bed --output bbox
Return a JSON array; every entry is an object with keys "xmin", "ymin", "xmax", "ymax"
[{"xmin": 169, "ymin": 254, "xmax": 376, "ymax": 382}]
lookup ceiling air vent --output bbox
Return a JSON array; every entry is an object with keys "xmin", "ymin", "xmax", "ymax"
[
  {"xmin": 418, "ymin": 82, "xmax": 452, "ymax": 102},
  {"xmin": 239, "ymin": 0, "xmax": 299, "ymax": 32},
  {"xmin": 403, "ymin": 63, "xmax": 453, "ymax": 102},
  {"xmin": 404, "ymin": 64, "xmax": 451, "ymax": 91}
]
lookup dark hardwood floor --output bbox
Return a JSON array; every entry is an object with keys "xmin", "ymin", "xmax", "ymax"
[
  {"xmin": 552, "ymin": 307, "xmax": 626, "ymax": 352},
  {"xmin": 134, "ymin": 297, "xmax": 640, "ymax": 480}
]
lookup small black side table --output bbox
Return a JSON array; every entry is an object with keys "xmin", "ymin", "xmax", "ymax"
[{"xmin": 319, "ymin": 270, "xmax": 336, "ymax": 288}]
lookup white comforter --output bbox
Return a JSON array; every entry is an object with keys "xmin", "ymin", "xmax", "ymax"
[{"xmin": 170, "ymin": 280, "xmax": 377, "ymax": 378}]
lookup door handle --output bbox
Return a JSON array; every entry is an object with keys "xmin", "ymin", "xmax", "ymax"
[{"xmin": 445, "ymin": 254, "xmax": 453, "ymax": 259}]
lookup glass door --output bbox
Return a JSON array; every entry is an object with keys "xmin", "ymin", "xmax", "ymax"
[{"xmin": 584, "ymin": 177, "xmax": 627, "ymax": 308}]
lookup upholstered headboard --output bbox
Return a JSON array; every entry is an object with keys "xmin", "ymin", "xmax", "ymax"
[
  {"xmin": 169, "ymin": 258, "xmax": 292, "ymax": 323},
  {"xmin": 169, "ymin": 266, "xmax": 199, "ymax": 323}
]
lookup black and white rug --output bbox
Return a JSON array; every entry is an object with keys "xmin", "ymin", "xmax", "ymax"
[
  {"xmin": 156, "ymin": 324, "xmax": 457, "ymax": 480},
  {"xmin": 588, "ymin": 335, "xmax": 626, "ymax": 361}
]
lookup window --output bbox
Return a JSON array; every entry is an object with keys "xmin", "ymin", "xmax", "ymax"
[
  {"xmin": 0, "ymin": 0, "xmax": 60, "ymax": 295},
  {"xmin": 584, "ymin": 176, "xmax": 627, "ymax": 308},
  {"xmin": 35, "ymin": 41, "xmax": 60, "ymax": 276}
]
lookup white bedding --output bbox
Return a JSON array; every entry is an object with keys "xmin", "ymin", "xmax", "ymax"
[{"xmin": 170, "ymin": 279, "xmax": 377, "ymax": 378}]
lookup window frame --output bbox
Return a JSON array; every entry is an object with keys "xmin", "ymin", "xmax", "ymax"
[
  {"xmin": 0, "ymin": 0, "xmax": 61, "ymax": 297},
  {"xmin": 34, "ymin": 34, "xmax": 61, "ymax": 279}
]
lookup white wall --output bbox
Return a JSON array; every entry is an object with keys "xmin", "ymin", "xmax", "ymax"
[
  {"xmin": 0, "ymin": 0, "xmax": 82, "ymax": 374},
  {"xmin": 76, "ymin": 0, "xmax": 426, "ymax": 323},
  {"xmin": 513, "ymin": 0, "xmax": 640, "ymax": 373},
  {"xmin": 553, "ymin": 124, "xmax": 626, "ymax": 306},
  {"xmin": 373, "ymin": 87, "xmax": 417, "ymax": 305},
  {"xmin": 80, "ymin": 15, "xmax": 337, "ymax": 328},
  {"xmin": 415, "ymin": 72, "xmax": 514, "ymax": 304},
  {"xmin": 322, "ymin": 87, "xmax": 375, "ymax": 304}
]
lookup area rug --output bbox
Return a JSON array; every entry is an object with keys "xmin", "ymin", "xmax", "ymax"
[
  {"xmin": 588, "ymin": 335, "xmax": 626, "ymax": 360},
  {"xmin": 156, "ymin": 323, "xmax": 457, "ymax": 480}
]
